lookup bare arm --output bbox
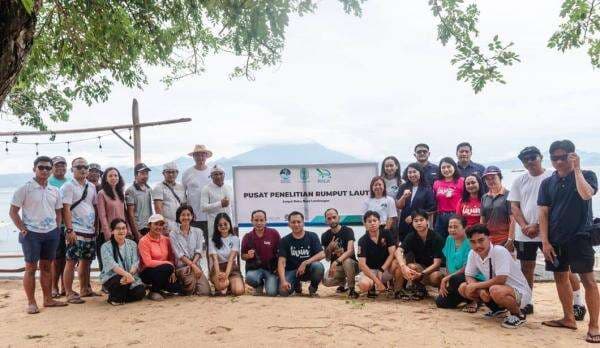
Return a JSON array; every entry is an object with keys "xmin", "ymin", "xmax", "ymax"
[
  {"xmin": 421, "ymin": 257, "xmax": 442, "ymax": 276},
  {"xmin": 574, "ymin": 169, "xmax": 595, "ymax": 200},
  {"xmin": 9, "ymin": 205, "xmax": 27, "ymax": 233},
  {"xmin": 127, "ymin": 204, "xmax": 141, "ymax": 241},
  {"xmin": 154, "ymin": 200, "xmax": 164, "ymax": 215},
  {"xmin": 510, "ymin": 201, "xmax": 528, "ymax": 230},
  {"xmin": 469, "ymin": 275, "xmax": 509, "ymax": 290},
  {"xmin": 539, "ymin": 206, "xmax": 550, "ymax": 244},
  {"xmin": 336, "ymin": 240, "xmax": 355, "ymax": 263},
  {"xmin": 381, "ymin": 245, "xmax": 396, "ymax": 271}
]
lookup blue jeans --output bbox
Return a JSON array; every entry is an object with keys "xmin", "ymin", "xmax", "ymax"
[
  {"xmin": 246, "ymin": 269, "xmax": 279, "ymax": 296},
  {"xmin": 280, "ymin": 262, "xmax": 324, "ymax": 296}
]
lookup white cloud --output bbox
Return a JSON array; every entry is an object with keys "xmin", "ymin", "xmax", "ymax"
[{"xmin": 1, "ymin": 0, "xmax": 598, "ymax": 174}]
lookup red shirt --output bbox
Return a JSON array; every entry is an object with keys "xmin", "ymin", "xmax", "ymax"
[
  {"xmin": 241, "ymin": 227, "xmax": 281, "ymax": 267},
  {"xmin": 456, "ymin": 196, "xmax": 481, "ymax": 227},
  {"xmin": 138, "ymin": 233, "xmax": 174, "ymax": 271}
]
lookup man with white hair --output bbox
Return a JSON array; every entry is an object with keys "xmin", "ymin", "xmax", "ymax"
[
  {"xmin": 153, "ymin": 162, "xmax": 186, "ymax": 226},
  {"xmin": 201, "ymin": 164, "xmax": 234, "ymax": 238}
]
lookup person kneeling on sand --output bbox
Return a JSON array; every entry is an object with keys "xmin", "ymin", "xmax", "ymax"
[
  {"xmin": 138, "ymin": 214, "xmax": 182, "ymax": 301},
  {"xmin": 356, "ymin": 211, "xmax": 398, "ymax": 298},
  {"xmin": 278, "ymin": 211, "xmax": 325, "ymax": 297},
  {"xmin": 435, "ymin": 215, "xmax": 482, "ymax": 312},
  {"xmin": 169, "ymin": 204, "xmax": 211, "ymax": 296},
  {"xmin": 209, "ymin": 213, "xmax": 245, "ymax": 296},
  {"xmin": 321, "ymin": 208, "xmax": 359, "ymax": 299},
  {"xmin": 458, "ymin": 224, "xmax": 531, "ymax": 329},
  {"xmin": 395, "ymin": 209, "xmax": 444, "ymax": 300},
  {"xmin": 241, "ymin": 210, "xmax": 281, "ymax": 296},
  {"xmin": 100, "ymin": 218, "xmax": 146, "ymax": 305}
]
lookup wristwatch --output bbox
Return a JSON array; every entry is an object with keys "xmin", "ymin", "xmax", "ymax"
[{"xmin": 66, "ymin": 228, "xmax": 74, "ymax": 233}]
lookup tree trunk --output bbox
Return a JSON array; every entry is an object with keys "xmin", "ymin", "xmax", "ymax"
[{"xmin": 0, "ymin": 1, "xmax": 39, "ymax": 109}]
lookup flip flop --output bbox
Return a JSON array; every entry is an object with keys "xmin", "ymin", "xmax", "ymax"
[
  {"xmin": 541, "ymin": 320, "xmax": 577, "ymax": 330},
  {"xmin": 26, "ymin": 304, "xmax": 40, "ymax": 314},
  {"xmin": 51, "ymin": 291, "xmax": 60, "ymax": 299},
  {"xmin": 587, "ymin": 333, "xmax": 600, "ymax": 344},
  {"xmin": 44, "ymin": 300, "xmax": 68, "ymax": 307},
  {"xmin": 462, "ymin": 301, "xmax": 479, "ymax": 313},
  {"xmin": 81, "ymin": 291, "xmax": 102, "ymax": 297},
  {"xmin": 66, "ymin": 294, "xmax": 85, "ymax": 304}
]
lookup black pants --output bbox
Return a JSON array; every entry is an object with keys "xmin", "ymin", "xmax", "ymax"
[
  {"xmin": 140, "ymin": 264, "xmax": 182, "ymax": 294},
  {"xmin": 436, "ymin": 273, "xmax": 468, "ymax": 308},
  {"xmin": 96, "ymin": 233, "xmax": 105, "ymax": 271},
  {"xmin": 104, "ymin": 275, "xmax": 146, "ymax": 303}
]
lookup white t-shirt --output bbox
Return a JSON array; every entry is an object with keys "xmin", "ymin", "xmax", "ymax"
[
  {"xmin": 383, "ymin": 178, "xmax": 400, "ymax": 199},
  {"xmin": 201, "ymin": 182, "xmax": 234, "ymax": 237},
  {"xmin": 465, "ymin": 244, "xmax": 531, "ymax": 308},
  {"xmin": 152, "ymin": 182, "xmax": 186, "ymax": 223},
  {"xmin": 61, "ymin": 179, "xmax": 98, "ymax": 235},
  {"xmin": 362, "ymin": 196, "xmax": 397, "ymax": 223},
  {"xmin": 182, "ymin": 166, "xmax": 211, "ymax": 221},
  {"xmin": 507, "ymin": 170, "xmax": 552, "ymax": 242},
  {"xmin": 11, "ymin": 179, "xmax": 62, "ymax": 233},
  {"xmin": 208, "ymin": 234, "xmax": 240, "ymax": 264}
]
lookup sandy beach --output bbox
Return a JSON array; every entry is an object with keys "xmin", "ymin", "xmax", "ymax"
[{"xmin": 0, "ymin": 280, "xmax": 592, "ymax": 347}]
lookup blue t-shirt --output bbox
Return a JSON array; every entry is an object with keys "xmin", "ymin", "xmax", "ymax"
[
  {"xmin": 457, "ymin": 161, "xmax": 485, "ymax": 178},
  {"xmin": 278, "ymin": 231, "xmax": 323, "ymax": 271},
  {"xmin": 538, "ymin": 170, "xmax": 598, "ymax": 245},
  {"xmin": 442, "ymin": 236, "xmax": 484, "ymax": 281},
  {"xmin": 49, "ymin": 175, "xmax": 68, "ymax": 189}
]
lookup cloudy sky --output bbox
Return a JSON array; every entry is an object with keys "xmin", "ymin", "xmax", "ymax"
[{"xmin": 1, "ymin": 0, "xmax": 599, "ymax": 174}]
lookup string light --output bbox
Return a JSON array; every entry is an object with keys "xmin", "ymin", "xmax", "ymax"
[
  {"xmin": 49, "ymin": 133, "xmax": 56, "ymax": 142},
  {"xmin": 128, "ymin": 128, "xmax": 132, "ymax": 140},
  {"xmin": 4, "ymin": 141, "xmax": 8, "ymax": 153},
  {"xmin": 97, "ymin": 136, "xmax": 103, "ymax": 151},
  {"xmin": 12, "ymin": 135, "xmax": 18, "ymax": 143},
  {"xmin": 35, "ymin": 143, "xmax": 39, "ymax": 156},
  {"xmin": 67, "ymin": 141, "xmax": 71, "ymax": 153}
]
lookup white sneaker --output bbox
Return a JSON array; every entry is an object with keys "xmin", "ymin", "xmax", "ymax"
[{"xmin": 501, "ymin": 314, "xmax": 526, "ymax": 329}]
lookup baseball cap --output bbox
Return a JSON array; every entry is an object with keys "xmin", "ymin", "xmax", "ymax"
[
  {"xmin": 148, "ymin": 214, "xmax": 165, "ymax": 224},
  {"xmin": 163, "ymin": 162, "xmax": 178, "ymax": 172},
  {"xmin": 517, "ymin": 146, "xmax": 542, "ymax": 161},
  {"xmin": 209, "ymin": 164, "xmax": 225, "ymax": 177},
  {"xmin": 89, "ymin": 163, "xmax": 103, "ymax": 173},
  {"xmin": 482, "ymin": 165, "xmax": 502, "ymax": 177},
  {"xmin": 134, "ymin": 163, "xmax": 151, "ymax": 173},
  {"xmin": 52, "ymin": 156, "xmax": 67, "ymax": 165}
]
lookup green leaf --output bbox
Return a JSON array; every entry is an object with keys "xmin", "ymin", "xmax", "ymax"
[{"xmin": 20, "ymin": 0, "xmax": 34, "ymax": 14}]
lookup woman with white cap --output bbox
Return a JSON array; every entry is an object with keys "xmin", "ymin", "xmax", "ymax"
[{"xmin": 138, "ymin": 214, "xmax": 182, "ymax": 300}]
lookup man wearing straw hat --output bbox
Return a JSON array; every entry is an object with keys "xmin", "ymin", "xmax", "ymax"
[{"xmin": 182, "ymin": 145, "xmax": 213, "ymax": 234}]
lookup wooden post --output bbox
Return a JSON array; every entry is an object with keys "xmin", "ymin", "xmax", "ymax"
[{"xmin": 132, "ymin": 98, "xmax": 141, "ymax": 165}]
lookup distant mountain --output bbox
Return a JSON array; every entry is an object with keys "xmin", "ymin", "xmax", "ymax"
[{"xmin": 0, "ymin": 142, "xmax": 363, "ymax": 187}]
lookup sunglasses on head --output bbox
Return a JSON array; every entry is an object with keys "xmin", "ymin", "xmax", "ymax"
[
  {"xmin": 74, "ymin": 165, "xmax": 89, "ymax": 170},
  {"xmin": 37, "ymin": 165, "xmax": 52, "ymax": 171},
  {"xmin": 550, "ymin": 154, "xmax": 569, "ymax": 162}
]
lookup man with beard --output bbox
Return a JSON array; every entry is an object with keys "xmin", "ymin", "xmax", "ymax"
[{"xmin": 321, "ymin": 208, "xmax": 359, "ymax": 299}]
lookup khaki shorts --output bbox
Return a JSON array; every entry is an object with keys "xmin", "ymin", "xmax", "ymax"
[{"xmin": 358, "ymin": 269, "xmax": 393, "ymax": 284}]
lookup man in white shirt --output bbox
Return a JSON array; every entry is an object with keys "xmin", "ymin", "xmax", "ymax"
[
  {"xmin": 459, "ymin": 224, "xmax": 531, "ymax": 329},
  {"xmin": 182, "ymin": 145, "xmax": 212, "ymax": 233},
  {"xmin": 201, "ymin": 164, "xmax": 234, "ymax": 239},
  {"xmin": 9, "ymin": 156, "xmax": 67, "ymax": 314},
  {"xmin": 61, "ymin": 157, "xmax": 98, "ymax": 303},
  {"xmin": 508, "ymin": 146, "xmax": 584, "ymax": 317},
  {"xmin": 153, "ymin": 162, "xmax": 186, "ymax": 226}
]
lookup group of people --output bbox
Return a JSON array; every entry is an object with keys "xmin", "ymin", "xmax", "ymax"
[{"xmin": 8, "ymin": 141, "xmax": 600, "ymax": 343}]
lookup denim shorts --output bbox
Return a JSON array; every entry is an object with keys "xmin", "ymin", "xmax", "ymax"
[{"xmin": 19, "ymin": 228, "xmax": 60, "ymax": 263}]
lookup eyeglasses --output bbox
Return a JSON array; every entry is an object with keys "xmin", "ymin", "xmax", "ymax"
[
  {"xmin": 217, "ymin": 223, "xmax": 229, "ymax": 228},
  {"xmin": 550, "ymin": 154, "xmax": 568, "ymax": 162},
  {"xmin": 74, "ymin": 165, "xmax": 89, "ymax": 170},
  {"xmin": 37, "ymin": 165, "xmax": 52, "ymax": 171},
  {"xmin": 521, "ymin": 155, "xmax": 538, "ymax": 162}
]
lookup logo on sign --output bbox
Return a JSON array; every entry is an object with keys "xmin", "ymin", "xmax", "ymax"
[
  {"xmin": 316, "ymin": 168, "xmax": 331, "ymax": 183},
  {"xmin": 280, "ymin": 168, "xmax": 291, "ymax": 183},
  {"xmin": 299, "ymin": 168, "xmax": 309, "ymax": 183}
]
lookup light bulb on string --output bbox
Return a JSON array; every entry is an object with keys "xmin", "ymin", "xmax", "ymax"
[
  {"xmin": 35, "ymin": 143, "xmax": 39, "ymax": 156},
  {"xmin": 128, "ymin": 128, "xmax": 132, "ymax": 140},
  {"xmin": 4, "ymin": 141, "xmax": 8, "ymax": 153},
  {"xmin": 67, "ymin": 141, "xmax": 71, "ymax": 154},
  {"xmin": 12, "ymin": 135, "xmax": 18, "ymax": 143},
  {"xmin": 97, "ymin": 136, "xmax": 103, "ymax": 151},
  {"xmin": 49, "ymin": 133, "xmax": 56, "ymax": 142}
]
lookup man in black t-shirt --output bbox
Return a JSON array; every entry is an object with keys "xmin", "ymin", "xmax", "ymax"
[
  {"xmin": 278, "ymin": 211, "xmax": 325, "ymax": 297},
  {"xmin": 321, "ymin": 208, "xmax": 359, "ymax": 298},
  {"xmin": 357, "ymin": 211, "xmax": 399, "ymax": 298},
  {"xmin": 395, "ymin": 209, "xmax": 444, "ymax": 298}
]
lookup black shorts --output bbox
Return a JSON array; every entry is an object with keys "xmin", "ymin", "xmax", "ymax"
[
  {"xmin": 55, "ymin": 227, "xmax": 66, "ymax": 259},
  {"xmin": 515, "ymin": 241, "xmax": 542, "ymax": 261},
  {"xmin": 545, "ymin": 235, "xmax": 595, "ymax": 274}
]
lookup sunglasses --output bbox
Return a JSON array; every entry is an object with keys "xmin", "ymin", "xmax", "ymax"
[
  {"xmin": 37, "ymin": 165, "xmax": 52, "ymax": 171},
  {"xmin": 550, "ymin": 154, "xmax": 569, "ymax": 162},
  {"xmin": 521, "ymin": 155, "xmax": 538, "ymax": 162},
  {"xmin": 416, "ymin": 150, "xmax": 428, "ymax": 154},
  {"xmin": 164, "ymin": 170, "xmax": 178, "ymax": 174},
  {"xmin": 74, "ymin": 165, "xmax": 89, "ymax": 170}
]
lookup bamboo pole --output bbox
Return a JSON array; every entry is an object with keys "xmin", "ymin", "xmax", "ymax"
[{"xmin": 132, "ymin": 99, "xmax": 141, "ymax": 165}]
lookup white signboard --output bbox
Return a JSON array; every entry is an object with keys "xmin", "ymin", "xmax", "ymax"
[{"xmin": 233, "ymin": 163, "xmax": 378, "ymax": 226}]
